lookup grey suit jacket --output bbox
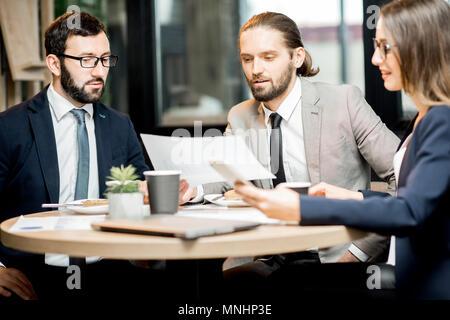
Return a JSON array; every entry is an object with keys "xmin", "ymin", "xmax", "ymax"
[{"xmin": 204, "ymin": 78, "xmax": 400, "ymax": 260}]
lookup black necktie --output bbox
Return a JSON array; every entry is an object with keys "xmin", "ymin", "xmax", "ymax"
[{"xmin": 270, "ymin": 113, "xmax": 286, "ymax": 187}]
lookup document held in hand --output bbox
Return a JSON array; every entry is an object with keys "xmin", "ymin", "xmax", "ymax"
[{"xmin": 140, "ymin": 134, "xmax": 275, "ymax": 187}]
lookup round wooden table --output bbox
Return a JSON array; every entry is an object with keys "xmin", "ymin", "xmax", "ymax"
[{"xmin": 0, "ymin": 211, "xmax": 367, "ymax": 260}]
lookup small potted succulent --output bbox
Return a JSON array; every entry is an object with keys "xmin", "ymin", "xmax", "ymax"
[{"xmin": 105, "ymin": 164, "xmax": 144, "ymax": 219}]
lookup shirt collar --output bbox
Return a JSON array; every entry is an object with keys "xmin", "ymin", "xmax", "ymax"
[
  {"xmin": 262, "ymin": 76, "xmax": 302, "ymax": 127},
  {"xmin": 47, "ymin": 83, "xmax": 94, "ymax": 121}
]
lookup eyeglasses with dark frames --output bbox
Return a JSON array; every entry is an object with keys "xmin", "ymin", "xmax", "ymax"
[
  {"xmin": 372, "ymin": 38, "xmax": 396, "ymax": 60},
  {"xmin": 59, "ymin": 54, "xmax": 118, "ymax": 68}
]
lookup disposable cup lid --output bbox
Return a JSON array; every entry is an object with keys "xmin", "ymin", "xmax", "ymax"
[
  {"xmin": 278, "ymin": 182, "xmax": 311, "ymax": 188},
  {"xmin": 144, "ymin": 170, "xmax": 181, "ymax": 176}
]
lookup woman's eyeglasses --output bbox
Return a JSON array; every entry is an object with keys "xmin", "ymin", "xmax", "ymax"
[{"xmin": 373, "ymin": 38, "xmax": 396, "ymax": 60}]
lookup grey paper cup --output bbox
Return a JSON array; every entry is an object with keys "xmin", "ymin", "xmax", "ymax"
[
  {"xmin": 278, "ymin": 182, "xmax": 311, "ymax": 195},
  {"xmin": 144, "ymin": 170, "xmax": 181, "ymax": 214}
]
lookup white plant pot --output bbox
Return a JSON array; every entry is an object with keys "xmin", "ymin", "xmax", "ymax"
[{"xmin": 108, "ymin": 192, "xmax": 144, "ymax": 220}]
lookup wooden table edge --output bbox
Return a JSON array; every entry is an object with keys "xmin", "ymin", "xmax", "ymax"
[{"xmin": 1, "ymin": 212, "xmax": 368, "ymax": 260}]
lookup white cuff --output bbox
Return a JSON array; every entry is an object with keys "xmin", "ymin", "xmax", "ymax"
[
  {"xmin": 188, "ymin": 185, "xmax": 204, "ymax": 203},
  {"xmin": 348, "ymin": 244, "xmax": 370, "ymax": 262},
  {"xmin": 0, "ymin": 261, "xmax": 5, "ymax": 268},
  {"xmin": 387, "ymin": 236, "xmax": 396, "ymax": 266},
  {"xmin": 45, "ymin": 254, "xmax": 101, "ymax": 267}
]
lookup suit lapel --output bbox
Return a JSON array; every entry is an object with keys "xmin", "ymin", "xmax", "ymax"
[
  {"xmin": 397, "ymin": 116, "xmax": 416, "ymax": 186},
  {"xmin": 94, "ymin": 103, "xmax": 111, "ymax": 197},
  {"xmin": 301, "ymin": 78, "xmax": 321, "ymax": 185},
  {"xmin": 27, "ymin": 89, "xmax": 60, "ymax": 203},
  {"xmin": 398, "ymin": 114, "xmax": 416, "ymax": 151}
]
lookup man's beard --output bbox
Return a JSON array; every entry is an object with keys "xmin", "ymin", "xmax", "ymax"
[
  {"xmin": 60, "ymin": 62, "xmax": 105, "ymax": 104},
  {"xmin": 248, "ymin": 62, "xmax": 294, "ymax": 102}
]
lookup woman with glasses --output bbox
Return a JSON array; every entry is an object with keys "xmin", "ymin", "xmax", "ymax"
[{"xmin": 235, "ymin": 0, "xmax": 450, "ymax": 299}]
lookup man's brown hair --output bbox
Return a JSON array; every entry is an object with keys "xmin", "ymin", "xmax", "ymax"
[
  {"xmin": 239, "ymin": 12, "xmax": 319, "ymax": 77},
  {"xmin": 45, "ymin": 11, "xmax": 107, "ymax": 57}
]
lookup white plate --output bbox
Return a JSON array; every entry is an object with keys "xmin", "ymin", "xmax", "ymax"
[
  {"xmin": 204, "ymin": 194, "xmax": 249, "ymax": 207},
  {"xmin": 66, "ymin": 199, "xmax": 109, "ymax": 215}
]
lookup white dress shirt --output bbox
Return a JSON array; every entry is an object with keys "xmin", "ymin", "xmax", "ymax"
[
  {"xmin": 47, "ymin": 84, "xmax": 99, "ymax": 203},
  {"xmin": 387, "ymin": 133, "xmax": 413, "ymax": 266},
  {"xmin": 261, "ymin": 76, "xmax": 310, "ymax": 184},
  {"xmin": 45, "ymin": 84, "xmax": 100, "ymax": 266}
]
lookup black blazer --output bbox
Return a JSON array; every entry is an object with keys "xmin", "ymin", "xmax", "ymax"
[
  {"xmin": 300, "ymin": 105, "xmax": 450, "ymax": 299},
  {"xmin": 0, "ymin": 87, "xmax": 149, "ymax": 267}
]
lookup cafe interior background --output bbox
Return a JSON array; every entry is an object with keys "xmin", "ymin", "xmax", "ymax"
[{"xmin": 0, "ymin": 0, "xmax": 418, "ymax": 181}]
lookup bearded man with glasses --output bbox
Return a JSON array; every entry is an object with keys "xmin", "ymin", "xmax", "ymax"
[{"xmin": 0, "ymin": 11, "xmax": 155, "ymax": 300}]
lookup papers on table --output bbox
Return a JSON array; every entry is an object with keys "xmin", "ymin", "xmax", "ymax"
[
  {"xmin": 9, "ymin": 207, "xmax": 287, "ymax": 236},
  {"xmin": 177, "ymin": 205, "xmax": 282, "ymax": 225},
  {"xmin": 9, "ymin": 215, "xmax": 106, "ymax": 233},
  {"xmin": 140, "ymin": 134, "xmax": 275, "ymax": 187}
]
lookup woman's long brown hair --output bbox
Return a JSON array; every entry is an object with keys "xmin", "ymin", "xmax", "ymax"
[{"xmin": 382, "ymin": 0, "xmax": 450, "ymax": 106}]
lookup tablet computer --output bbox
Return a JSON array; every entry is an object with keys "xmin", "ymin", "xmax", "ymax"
[
  {"xmin": 91, "ymin": 215, "xmax": 260, "ymax": 240},
  {"xmin": 209, "ymin": 160, "xmax": 254, "ymax": 187}
]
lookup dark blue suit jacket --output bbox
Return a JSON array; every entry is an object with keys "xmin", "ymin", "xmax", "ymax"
[
  {"xmin": 0, "ymin": 86, "xmax": 149, "ymax": 268},
  {"xmin": 301, "ymin": 105, "xmax": 450, "ymax": 299}
]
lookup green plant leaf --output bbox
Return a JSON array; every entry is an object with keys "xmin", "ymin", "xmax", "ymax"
[{"xmin": 105, "ymin": 164, "xmax": 140, "ymax": 193}]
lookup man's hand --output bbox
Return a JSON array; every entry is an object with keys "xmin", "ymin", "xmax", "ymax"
[
  {"xmin": 0, "ymin": 267, "xmax": 38, "ymax": 300},
  {"xmin": 336, "ymin": 250, "xmax": 362, "ymax": 263},
  {"xmin": 308, "ymin": 182, "xmax": 364, "ymax": 200},
  {"xmin": 178, "ymin": 180, "xmax": 197, "ymax": 205},
  {"xmin": 139, "ymin": 180, "xmax": 150, "ymax": 204},
  {"xmin": 139, "ymin": 179, "xmax": 197, "ymax": 205},
  {"xmin": 234, "ymin": 181, "xmax": 301, "ymax": 222}
]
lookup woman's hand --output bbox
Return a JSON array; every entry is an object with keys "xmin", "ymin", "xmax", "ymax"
[
  {"xmin": 234, "ymin": 181, "xmax": 301, "ymax": 222},
  {"xmin": 308, "ymin": 182, "xmax": 363, "ymax": 200},
  {"xmin": 140, "ymin": 179, "xmax": 197, "ymax": 205}
]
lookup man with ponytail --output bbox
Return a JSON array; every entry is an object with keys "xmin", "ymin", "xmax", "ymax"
[
  {"xmin": 234, "ymin": 0, "xmax": 450, "ymax": 299},
  {"xmin": 181, "ymin": 12, "xmax": 400, "ymax": 275}
]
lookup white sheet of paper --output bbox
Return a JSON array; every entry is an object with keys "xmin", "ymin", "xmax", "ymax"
[
  {"xmin": 177, "ymin": 207, "xmax": 282, "ymax": 225},
  {"xmin": 9, "ymin": 215, "xmax": 106, "ymax": 233},
  {"xmin": 141, "ymin": 134, "xmax": 275, "ymax": 186},
  {"xmin": 9, "ymin": 216, "xmax": 58, "ymax": 232}
]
